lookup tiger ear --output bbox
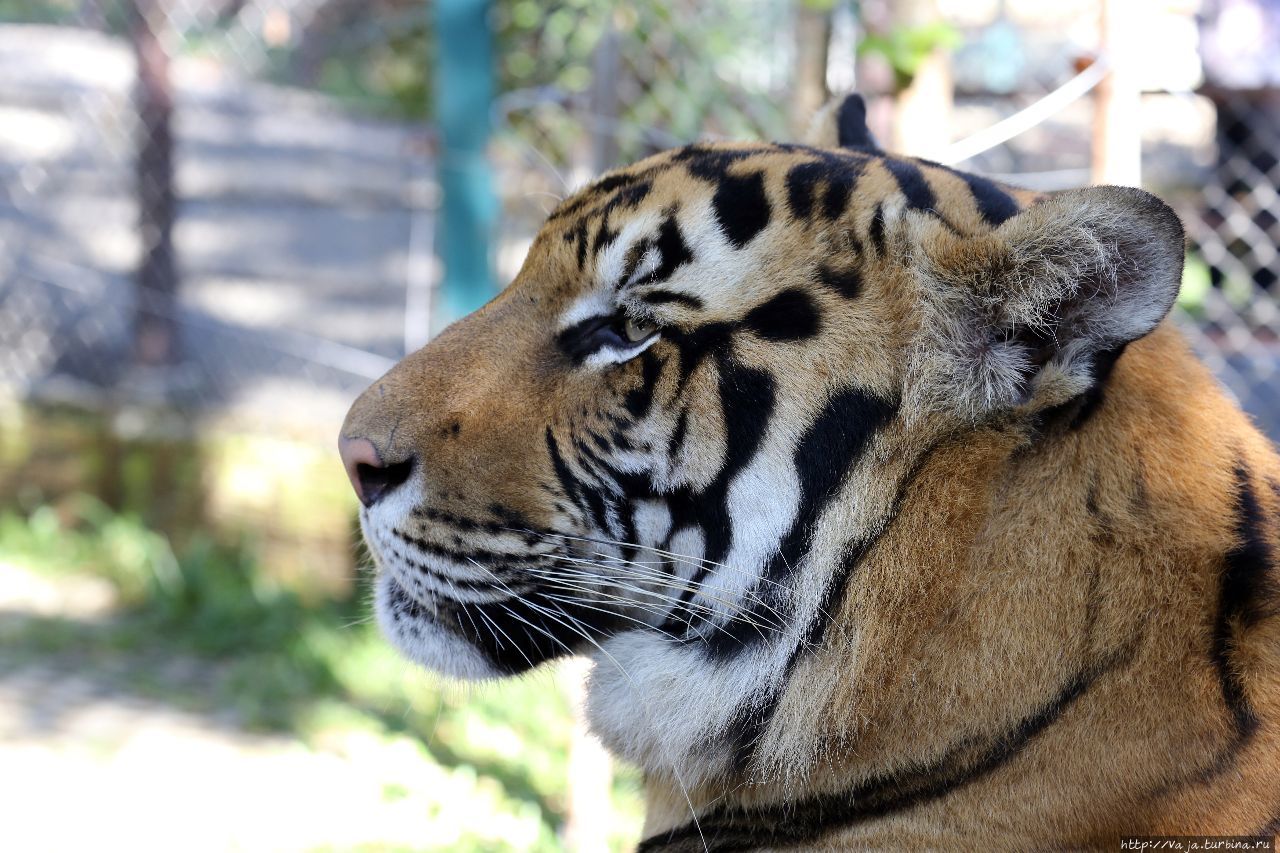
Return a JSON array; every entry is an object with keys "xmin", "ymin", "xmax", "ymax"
[
  {"xmin": 908, "ymin": 185, "xmax": 1185, "ymax": 421},
  {"xmin": 803, "ymin": 93, "xmax": 880, "ymax": 151}
]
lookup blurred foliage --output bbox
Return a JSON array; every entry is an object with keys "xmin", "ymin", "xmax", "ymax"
[
  {"xmin": 0, "ymin": 0, "xmax": 74, "ymax": 23},
  {"xmin": 0, "ymin": 0, "xmax": 790, "ymax": 153},
  {"xmin": 858, "ymin": 21, "xmax": 961, "ymax": 91},
  {"xmin": 0, "ymin": 489, "xmax": 644, "ymax": 850}
]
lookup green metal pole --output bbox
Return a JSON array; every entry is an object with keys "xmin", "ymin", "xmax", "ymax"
[{"xmin": 434, "ymin": 0, "xmax": 498, "ymax": 325}]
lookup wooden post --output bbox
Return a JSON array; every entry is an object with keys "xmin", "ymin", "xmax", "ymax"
[
  {"xmin": 1092, "ymin": 0, "xmax": 1142, "ymax": 186},
  {"xmin": 589, "ymin": 23, "xmax": 621, "ymax": 174},
  {"xmin": 792, "ymin": 1, "xmax": 833, "ymax": 138},
  {"xmin": 130, "ymin": 0, "xmax": 180, "ymax": 367}
]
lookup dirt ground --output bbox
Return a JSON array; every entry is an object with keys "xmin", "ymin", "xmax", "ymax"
[{"xmin": 0, "ymin": 565, "xmax": 548, "ymax": 852}]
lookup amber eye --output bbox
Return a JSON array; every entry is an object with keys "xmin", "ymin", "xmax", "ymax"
[{"xmin": 622, "ymin": 315, "xmax": 657, "ymax": 343}]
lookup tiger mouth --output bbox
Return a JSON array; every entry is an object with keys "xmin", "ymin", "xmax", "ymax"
[
  {"xmin": 367, "ymin": 522, "xmax": 637, "ymax": 677},
  {"xmin": 374, "ymin": 573, "xmax": 504, "ymax": 680}
]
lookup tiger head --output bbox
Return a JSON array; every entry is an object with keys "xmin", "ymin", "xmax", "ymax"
[{"xmin": 341, "ymin": 97, "xmax": 1280, "ymax": 846}]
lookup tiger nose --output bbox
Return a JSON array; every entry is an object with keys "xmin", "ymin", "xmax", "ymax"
[{"xmin": 338, "ymin": 436, "xmax": 416, "ymax": 508}]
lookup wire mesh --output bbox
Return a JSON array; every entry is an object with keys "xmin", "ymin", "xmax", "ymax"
[{"xmin": 0, "ymin": 1, "xmax": 1276, "ymax": 444}]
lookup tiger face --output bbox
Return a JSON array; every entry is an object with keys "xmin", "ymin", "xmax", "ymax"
[{"xmin": 339, "ymin": 99, "xmax": 1187, "ymax": 791}]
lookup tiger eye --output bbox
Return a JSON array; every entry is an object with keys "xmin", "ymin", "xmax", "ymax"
[{"xmin": 623, "ymin": 316, "xmax": 656, "ymax": 343}]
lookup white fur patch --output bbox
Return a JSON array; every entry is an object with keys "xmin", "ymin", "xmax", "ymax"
[
  {"xmin": 373, "ymin": 573, "xmax": 499, "ymax": 681},
  {"xmin": 581, "ymin": 333, "xmax": 661, "ymax": 370}
]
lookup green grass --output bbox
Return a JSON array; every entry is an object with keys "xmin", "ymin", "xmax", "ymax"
[{"xmin": 0, "ymin": 495, "xmax": 644, "ymax": 851}]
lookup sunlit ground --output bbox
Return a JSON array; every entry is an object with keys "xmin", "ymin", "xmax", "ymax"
[{"xmin": 0, "ymin": 403, "xmax": 643, "ymax": 852}]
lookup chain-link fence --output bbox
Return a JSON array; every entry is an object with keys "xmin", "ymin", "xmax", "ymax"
[
  {"xmin": 0, "ymin": 1, "xmax": 1276, "ymax": 442},
  {"xmin": 0, "ymin": 4, "xmax": 1276, "ymax": 850}
]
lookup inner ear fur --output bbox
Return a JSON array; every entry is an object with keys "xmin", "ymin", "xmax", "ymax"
[{"xmin": 908, "ymin": 185, "xmax": 1186, "ymax": 421}]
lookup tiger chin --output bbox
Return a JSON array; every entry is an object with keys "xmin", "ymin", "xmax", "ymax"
[{"xmin": 339, "ymin": 94, "xmax": 1280, "ymax": 850}]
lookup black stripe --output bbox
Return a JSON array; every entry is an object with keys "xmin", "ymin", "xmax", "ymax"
[
  {"xmin": 663, "ymin": 361, "xmax": 775, "ymax": 628},
  {"xmin": 666, "ymin": 321, "xmax": 733, "ymax": 389},
  {"xmin": 564, "ymin": 222, "xmax": 588, "ymax": 270},
  {"xmin": 1137, "ymin": 466, "xmax": 1275, "ymax": 799},
  {"xmin": 816, "ymin": 263, "xmax": 862, "ymax": 300},
  {"xmin": 547, "ymin": 170, "xmax": 651, "ymax": 223},
  {"xmin": 712, "ymin": 170, "xmax": 771, "ymax": 249},
  {"xmin": 641, "ymin": 289, "xmax": 704, "ymax": 310},
  {"xmin": 624, "ymin": 349, "xmax": 663, "ymax": 419},
  {"xmin": 820, "ymin": 161, "xmax": 861, "ymax": 220},
  {"xmin": 641, "ymin": 641, "xmax": 1138, "ymax": 852},
  {"xmin": 956, "ymin": 170, "xmax": 1020, "ymax": 226},
  {"xmin": 1211, "ymin": 463, "xmax": 1274, "ymax": 739},
  {"xmin": 705, "ymin": 388, "xmax": 897, "ymax": 666},
  {"xmin": 591, "ymin": 218, "xmax": 617, "ymax": 256},
  {"xmin": 546, "ymin": 427, "xmax": 585, "ymax": 512},
  {"xmin": 718, "ymin": 392, "xmax": 899, "ymax": 763},
  {"xmin": 651, "ymin": 212, "xmax": 695, "ymax": 283},
  {"xmin": 743, "ymin": 288, "xmax": 822, "ymax": 342},
  {"xmin": 672, "ymin": 145, "xmax": 759, "ymax": 181},
  {"xmin": 1255, "ymin": 811, "xmax": 1280, "ymax": 838},
  {"xmin": 868, "ymin": 203, "xmax": 887, "ymax": 255},
  {"xmin": 786, "ymin": 161, "xmax": 824, "ymax": 219},
  {"xmin": 702, "ymin": 362, "xmax": 776, "ymax": 567},
  {"xmin": 916, "ymin": 158, "xmax": 1022, "ymax": 227},
  {"xmin": 883, "ymin": 157, "xmax": 937, "ymax": 212},
  {"xmin": 668, "ymin": 408, "xmax": 689, "ymax": 460}
]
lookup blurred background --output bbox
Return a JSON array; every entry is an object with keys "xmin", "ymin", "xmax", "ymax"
[{"xmin": 0, "ymin": 0, "xmax": 1277, "ymax": 850}]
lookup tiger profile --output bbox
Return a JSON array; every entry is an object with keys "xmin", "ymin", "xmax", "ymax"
[{"xmin": 339, "ymin": 94, "xmax": 1280, "ymax": 849}]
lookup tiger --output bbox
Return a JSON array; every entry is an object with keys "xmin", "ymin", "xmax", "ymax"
[{"xmin": 338, "ymin": 93, "xmax": 1280, "ymax": 849}]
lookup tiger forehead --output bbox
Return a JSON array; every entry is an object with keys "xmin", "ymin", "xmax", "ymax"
[{"xmin": 541, "ymin": 141, "xmax": 1033, "ymax": 292}]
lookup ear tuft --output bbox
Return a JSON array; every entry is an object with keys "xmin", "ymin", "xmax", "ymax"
[
  {"xmin": 804, "ymin": 93, "xmax": 880, "ymax": 151},
  {"xmin": 909, "ymin": 185, "xmax": 1185, "ymax": 421}
]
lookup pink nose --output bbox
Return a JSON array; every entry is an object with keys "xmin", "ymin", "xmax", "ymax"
[{"xmin": 338, "ymin": 435, "xmax": 415, "ymax": 507}]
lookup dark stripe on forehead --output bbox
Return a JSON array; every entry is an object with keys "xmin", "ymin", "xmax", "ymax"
[
  {"xmin": 786, "ymin": 161, "xmax": 825, "ymax": 219},
  {"xmin": 606, "ymin": 177, "xmax": 654, "ymax": 213},
  {"xmin": 592, "ymin": 218, "xmax": 617, "ymax": 256},
  {"xmin": 883, "ymin": 157, "xmax": 937, "ymax": 212},
  {"xmin": 563, "ymin": 222, "xmax": 588, "ymax": 271},
  {"xmin": 651, "ymin": 213, "xmax": 694, "ymax": 282},
  {"xmin": 785, "ymin": 157, "xmax": 867, "ymax": 222},
  {"xmin": 743, "ymin": 289, "xmax": 821, "ymax": 341},
  {"xmin": 821, "ymin": 160, "xmax": 865, "ymax": 220},
  {"xmin": 641, "ymin": 289, "xmax": 704, "ymax": 310},
  {"xmin": 672, "ymin": 144, "xmax": 760, "ymax": 181},
  {"xmin": 868, "ymin": 203, "xmax": 887, "ymax": 256},
  {"xmin": 915, "ymin": 158, "xmax": 1022, "ymax": 227},
  {"xmin": 547, "ymin": 169, "xmax": 653, "ymax": 223},
  {"xmin": 816, "ymin": 263, "xmax": 862, "ymax": 300},
  {"xmin": 956, "ymin": 170, "xmax": 1020, "ymax": 226},
  {"xmin": 713, "ymin": 170, "xmax": 771, "ymax": 249}
]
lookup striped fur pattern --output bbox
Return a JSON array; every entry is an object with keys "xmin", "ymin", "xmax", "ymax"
[{"xmin": 340, "ymin": 95, "xmax": 1280, "ymax": 848}]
